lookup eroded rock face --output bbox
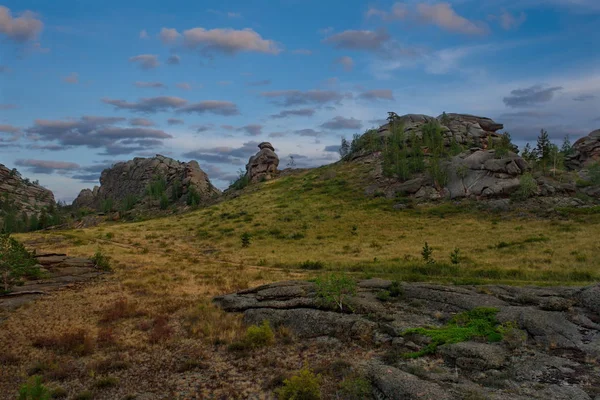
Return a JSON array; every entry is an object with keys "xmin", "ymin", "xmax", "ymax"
[
  {"xmin": 245, "ymin": 142, "xmax": 279, "ymax": 183},
  {"xmin": 565, "ymin": 129, "xmax": 600, "ymax": 170},
  {"xmin": 376, "ymin": 113, "xmax": 505, "ymax": 150},
  {"xmin": 214, "ymin": 280, "xmax": 600, "ymax": 399},
  {"xmin": 72, "ymin": 155, "xmax": 220, "ymax": 210},
  {"xmin": 0, "ymin": 164, "xmax": 55, "ymax": 215}
]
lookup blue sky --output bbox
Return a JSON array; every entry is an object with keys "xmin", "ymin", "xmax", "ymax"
[{"xmin": 1, "ymin": 0, "xmax": 599, "ymax": 201}]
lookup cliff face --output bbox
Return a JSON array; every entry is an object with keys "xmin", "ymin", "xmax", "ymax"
[
  {"xmin": 73, "ymin": 155, "xmax": 221, "ymax": 210},
  {"xmin": 0, "ymin": 164, "xmax": 55, "ymax": 214}
]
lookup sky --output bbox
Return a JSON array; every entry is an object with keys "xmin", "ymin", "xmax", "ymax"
[{"xmin": 0, "ymin": 0, "xmax": 599, "ymax": 202}]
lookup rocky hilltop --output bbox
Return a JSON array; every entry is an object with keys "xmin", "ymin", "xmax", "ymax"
[
  {"xmin": 215, "ymin": 279, "xmax": 600, "ymax": 400},
  {"xmin": 0, "ymin": 163, "xmax": 55, "ymax": 215},
  {"xmin": 73, "ymin": 155, "xmax": 220, "ymax": 211}
]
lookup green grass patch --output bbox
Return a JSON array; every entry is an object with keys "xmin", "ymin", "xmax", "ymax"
[{"xmin": 402, "ymin": 307, "xmax": 502, "ymax": 358}]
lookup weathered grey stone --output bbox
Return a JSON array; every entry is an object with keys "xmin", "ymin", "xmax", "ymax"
[
  {"xmin": 72, "ymin": 155, "xmax": 220, "ymax": 210},
  {"xmin": 245, "ymin": 143, "xmax": 279, "ymax": 184},
  {"xmin": 368, "ymin": 362, "xmax": 452, "ymax": 400},
  {"xmin": 438, "ymin": 342, "xmax": 507, "ymax": 370},
  {"xmin": 565, "ymin": 129, "xmax": 600, "ymax": 170},
  {"xmin": 0, "ymin": 164, "xmax": 55, "ymax": 217},
  {"xmin": 578, "ymin": 284, "xmax": 600, "ymax": 313}
]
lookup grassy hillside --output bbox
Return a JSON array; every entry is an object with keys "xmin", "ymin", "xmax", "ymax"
[{"xmin": 1, "ymin": 159, "xmax": 599, "ymax": 398}]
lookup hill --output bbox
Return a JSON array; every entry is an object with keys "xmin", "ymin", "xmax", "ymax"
[{"xmin": 1, "ymin": 150, "xmax": 600, "ymax": 397}]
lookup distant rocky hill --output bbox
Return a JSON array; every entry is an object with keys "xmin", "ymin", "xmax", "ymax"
[
  {"xmin": 0, "ymin": 164, "xmax": 56, "ymax": 232},
  {"xmin": 565, "ymin": 129, "xmax": 600, "ymax": 170},
  {"xmin": 73, "ymin": 155, "xmax": 220, "ymax": 212}
]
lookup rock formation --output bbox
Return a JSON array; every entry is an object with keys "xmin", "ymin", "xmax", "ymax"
[
  {"xmin": 565, "ymin": 129, "xmax": 600, "ymax": 170},
  {"xmin": 72, "ymin": 155, "xmax": 220, "ymax": 210},
  {"xmin": 215, "ymin": 279, "xmax": 600, "ymax": 400},
  {"xmin": 374, "ymin": 113, "xmax": 506, "ymax": 150},
  {"xmin": 0, "ymin": 164, "xmax": 55, "ymax": 215},
  {"xmin": 245, "ymin": 142, "xmax": 279, "ymax": 183}
]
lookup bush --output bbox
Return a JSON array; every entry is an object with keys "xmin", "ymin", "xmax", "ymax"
[
  {"xmin": 159, "ymin": 193, "xmax": 169, "ymax": 210},
  {"xmin": 315, "ymin": 273, "xmax": 357, "ymax": 312},
  {"xmin": 450, "ymin": 247, "xmax": 460, "ymax": 265},
  {"xmin": 513, "ymin": 173, "xmax": 537, "ymax": 200},
  {"xmin": 299, "ymin": 260, "xmax": 324, "ymax": 270},
  {"xmin": 101, "ymin": 198, "xmax": 114, "ymax": 213},
  {"xmin": 147, "ymin": 175, "xmax": 167, "ymax": 199},
  {"xmin": 121, "ymin": 194, "xmax": 138, "ymax": 212},
  {"xmin": 0, "ymin": 234, "xmax": 37, "ymax": 293},
  {"xmin": 186, "ymin": 186, "xmax": 201, "ymax": 207},
  {"xmin": 421, "ymin": 242, "xmax": 434, "ymax": 264},
  {"xmin": 376, "ymin": 290, "xmax": 391, "ymax": 301},
  {"xmin": 91, "ymin": 248, "xmax": 111, "ymax": 271},
  {"xmin": 389, "ymin": 281, "xmax": 403, "ymax": 298},
  {"xmin": 230, "ymin": 169, "xmax": 249, "ymax": 190},
  {"xmin": 241, "ymin": 232, "xmax": 251, "ymax": 248},
  {"xmin": 245, "ymin": 320, "xmax": 275, "ymax": 348},
  {"xmin": 589, "ymin": 163, "xmax": 600, "ymax": 185},
  {"xmin": 277, "ymin": 365, "xmax": 322, "ymax": 400},
  {"xmin": 339, "ymin": 376, "xmax": 372, "ymax": 400},
  {"xmin": 18, "ymin": 376, "xmax": 51, "ymax": 400}
]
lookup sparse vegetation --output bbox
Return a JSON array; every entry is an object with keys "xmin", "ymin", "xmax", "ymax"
[
  {"xmin": 402, "ymin": 307, "xmax": 503, "ymax": 357},
  {"xmin": 0, "ymin": 234, "xmax": 37, "ymax": 293},
  {"xmin": 230, "ymin": 169, "xmax": 250, "ymax": 190},
  {"xmin": 315, "ymin": 273, "xmax": 357, "ymax": 312},
  {"xmin": 91, "ymin": 248, "xmax": 112, "ymax": 271},
  {"xmin": 277, "ymin": 365, "xmax": 322, "ymax": 400}
]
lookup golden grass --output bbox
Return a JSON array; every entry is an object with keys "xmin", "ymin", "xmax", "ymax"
[{"xmin": 0, "ymin": 160, "xmax": 599, "ymax": 397}]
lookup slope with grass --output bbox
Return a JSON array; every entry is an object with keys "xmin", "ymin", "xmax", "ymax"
[{"xmin": 1, "ymin": 158, "xmax": 599, "ymax": 398}]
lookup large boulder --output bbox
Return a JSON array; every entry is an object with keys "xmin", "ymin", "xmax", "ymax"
[
  {"xmin": 72, "ymin": 155, "xmax": 220, "ymax": 210},
  {"xmin": 245, "ymin": 142, "xmax": 279, "ymax": 183},
  {"xmin": 565, "ymin": 129, "xmax": 600, "ymax": 170},
  {"xmin": 0, "ymin": 164, "xmax": 55, "ymax": 216},
  {"xmin": 445, "ymin": 150, "xmax": 529, "ymax": 199}
]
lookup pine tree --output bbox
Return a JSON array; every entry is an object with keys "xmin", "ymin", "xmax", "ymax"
[
  {"xmin": 560, "ymin": 135, "xmax": 573, "ymax": 157},
  {"xmin": 339, "ymin": 137, "xmax": 350, "ymax": 159},
  {"xmin": 536, "ymin": 129, "xmax": 551, "ymax": 174}
]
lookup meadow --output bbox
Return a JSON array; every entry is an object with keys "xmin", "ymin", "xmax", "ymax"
[{"xmin": 2, "ymin": 160, "xmax": 599, "ymax": 398}]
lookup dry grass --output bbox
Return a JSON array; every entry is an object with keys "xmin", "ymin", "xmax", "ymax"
[{"xmin": 1, "ymin": 160, "xmax": 599, "ymax": 397}]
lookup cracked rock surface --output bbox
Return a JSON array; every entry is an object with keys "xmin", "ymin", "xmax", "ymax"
[{"xmin": 215, "ymin": 279, "xmax": 600, "ymax": 399}]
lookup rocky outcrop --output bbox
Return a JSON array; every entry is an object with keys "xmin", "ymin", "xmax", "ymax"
[
  {"xmin": 215, "ymin": 280, "xmax": 600, "ymax": 400},
  {"xmin": 245, "ymin": 142, "xmax": 279, "ymax": 183},
  {"xmin": 0, "ymin": 164, "xmax": 55, "ymax": 215},
  {"xmin": 565, "ymin": 129, "xmax": 600, "ymax": 170},
  {"xmin": 72, "ymin": 155, "xmax": 220, "ymax": 210},
  {"xmin": 375, "ymin": 113, "xmax": 505, "ymax": 150}
]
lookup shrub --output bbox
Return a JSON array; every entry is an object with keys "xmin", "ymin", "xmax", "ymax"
[
  {"xmin": 389, "ymin": 281, "xmax": 403, "ymax": 298},
  {"xmin": 159, "ymin": 193, "xmax": 169, "ymax": 210},
  {"xmin": 18, "ymin": 376, "xmax": 51, "ymax": 400},
  {"xmin": 171, "ymin": 179, "xmax": 183, "ymax": 201},
  {"xmin": 299, "ymin": 260, "xmax": 324, "ymax": 270},
  {"xmin": 421, "ymin": 242, "xmax": 434, "ymax": 264},
  {"xmin": 121, "ymin": 194, "xmax": 138, "ymax": 212},
  {"xmin": 185, "ymin": 186, "xmax": 200, "ymax": 207},
  {"xmin": 376, "ymin": 290, "xmax": 391, "ymax": 302},
  {"xmin": 339, "ymin": 376, "xmax": 372, "ymax": 400},
  {"xmin": 241, "ymin": 232, "xmax": 252, "ymax": 248},
  {"xmin": 230, "ymin": 169, "xmax": 249, "ymax": 190},
  {"xmin": 450, "ymin": 247, "xmax": 460, "ymax": 265},
  {"xmin": 101, "ymin": 198, "xmax": 114, "ymax": 213},
  {"xmin": 245, "ymin": 320, "xmax": 275, "ymax": 348},
  {"xmin": 513, "ymin": 173, "xmax": 537, "ymax": 200},
  {"xmin": 315, "ymin": 273, "xmax": 357, "ymax": 312},
  {"xmin": 277, "ymin": 365, "xmax": 322, "ymax": 400},
  {"xmin": 0, "ymin": 234, "xmax": 37, "ymax": 293},
  {"xmin": 589, "ymin": 162, "xmax": 600, "ymax": 185},
  {"xmin": 91, "ymin": 248, "xmax": 111, "ymax": 271},
  {"xmin": 146, "ymin": 175, "xmax": 167, "ymax": 199}
]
